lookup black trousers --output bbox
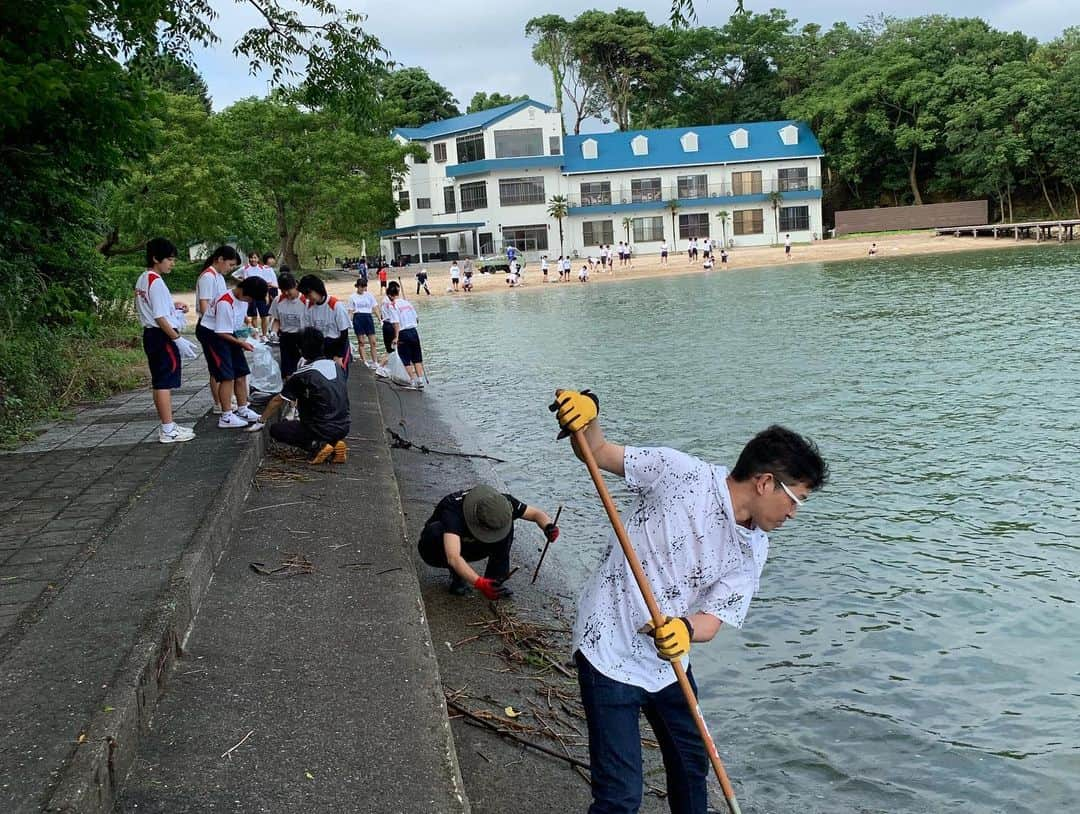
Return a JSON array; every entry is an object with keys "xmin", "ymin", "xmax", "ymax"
[
  {"xmin": 417, "ymin": 521, "xmax": 511, "ymax": 579},
  {"xmin": 269, "ymin": 419, "xmax": 341, "ymax": 452}
]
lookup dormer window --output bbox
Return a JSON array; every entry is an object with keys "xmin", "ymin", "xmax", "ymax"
[
  {"xmin": 729, "ymin": 128, "xmax": 749, "ymax": 149},
  {"xmin": 680, "ymin": 131, "xmax": 699, "ymax": 153},
  {"xmin": 779, "ymin": 124, "xmax": 799, "ymax": 146},
  {"xmin": 631, "ymin": 135, "xmax": 649, "ymax": 156},
  {"xmin": 582, "ymin": 138, "xmax": 598, "ymax": 160}
]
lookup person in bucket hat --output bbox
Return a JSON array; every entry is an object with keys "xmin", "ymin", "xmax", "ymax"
[{"xmin": 417, "ymin": 485, "xmax": 559, "ymax": 599}]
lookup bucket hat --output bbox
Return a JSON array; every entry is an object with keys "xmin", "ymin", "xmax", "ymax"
[{"xmin": 462, "ymin": 486, "xmax": 513, "ymax": 543}]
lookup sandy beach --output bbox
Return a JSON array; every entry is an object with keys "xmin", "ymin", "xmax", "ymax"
[{"xmin": 322, "ymin": 231, "xmax": 1058, "ymax": 301}]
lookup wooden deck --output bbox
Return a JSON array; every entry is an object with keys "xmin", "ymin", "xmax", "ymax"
[{"xmin": 935, "ymin": 219, "xmax": 1080, "ymax": 242}]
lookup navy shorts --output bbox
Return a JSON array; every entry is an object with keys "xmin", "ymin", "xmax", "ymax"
[
  {"xmin": 195, "ymin": 321, "xmax": 217, "ymax": 380},
  {"xmin": 143, "ymin": 327, "xmax": 181, "ymax": 390},
  {"xmin": 279, "ymin": 332, "xmax": 302, "ymax": 378},
  {"xmin": 397, "ymin": 328, "xmax": 422, "ymax": 366},
  {"xmin": 205, "ymin": 334, "xmax": 250, "ymax": 381},
  {"xmin": 353, "ymin": 313, "xmax": 375, "ymax": 336},
  {"xmin": 252, "ymin": 298, "xmax": 270, "ymax": 317},
  {"xmin": 382, "ymin": 321, "xmax": 395, "ymax": 353},
  {"xmin": 661, "ymin": 251, "xmax": 668, "ymax": 258}
]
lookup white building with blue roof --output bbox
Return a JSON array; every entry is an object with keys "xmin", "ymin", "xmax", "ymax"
[{"xmin": 381, "ymin": 98, "xmax": 824, "ymax": 261}]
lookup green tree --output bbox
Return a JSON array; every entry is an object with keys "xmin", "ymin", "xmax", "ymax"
[
  {"xmin": 466, "ymin": 92, "xmax": 528, "ymax": 114},
  {"xmin": 767, "ymin": 190, "xmax": 784, "ymax": 243},
  {"xmin": 128, "ymin": 49, "xmax": 213, "ymax": 112},
  {"xmin": 526, "ymin": 15, "xmax": 570, "ymax": 129},
  {"xmin": 218, "ymin": 97, "xmax": 413, "ymax": 269},
  {"xmin": 571, "ymin": 9, "xmax": 659, "ymax": 131},
  {"xmin": 547, "ymin": 195, "xmax": 569, "ymax": 257},
  {"xmin": 622, "ymin": 216, "xmax": 633, "ymax": 244},
  {"xmin": 666, "ymin": 199, "xmax": 680, "ymax": 251},
  {"xmin": 379, "ymin": 68, "xmax": 460, "ymax": 129}
]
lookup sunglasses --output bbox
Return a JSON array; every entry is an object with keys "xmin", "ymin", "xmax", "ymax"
[{"xmin": 776, "ymin": 479, "xmax": 805, "ymax": 507}]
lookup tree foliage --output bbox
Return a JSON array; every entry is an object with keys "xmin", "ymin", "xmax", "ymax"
[
  {"xmin": 466, "ymin": 92, "xmax": 529, "ymax": 114},
  {"xmin": 378, "ymin": 67, "xmax": 460, "ymax": 129}
]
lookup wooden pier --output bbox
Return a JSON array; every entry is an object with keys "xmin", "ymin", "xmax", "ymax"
[{"xmin": 935, "ymin": 219, "xmax": 1080, "ymax": 242}]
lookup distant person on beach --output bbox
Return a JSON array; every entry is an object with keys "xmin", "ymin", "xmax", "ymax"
[
  {"xmin": 448, "ymin": 261, "xmax": 460, "ymax": 292},
  {"xmin": 550, "ymin": 389, "xmax": 828, "ymax": 814},
  {"xmin": 720, "ymin": 247, "xmax": 728, "ymax": 265},
  {"xmin": 784, "ymin": 233, "xmax": 792, "ymax": 258},
  {"xmin": 702, "ymin": 236, "xmax": 711, "ymax": 261},
  {"xmin": 562, "ymin": 256, "xmax": 572, "ymax": 281},
  {"xmin": 688, "ymin": 237, "xmax": 697, "ymax": 263},
  {"xmin": 256, "ymin": 327, "xmax": 350, "ymax": 465},
  {"xmin": 579, "ymin": 263, "xmax": 589, "ymax": 282},
  {"xmin": 377, "ymin": 264, "xmax": 388, "ymax": 292},
  {"xmin": 869, "ymin": 243, "xmax": 877, "ymax": 256},
  {"xmin": 417, "ymin": 485, "xmax": 559, "ymax": 599},
  {"xmin": 541, "ymin": 255, "xmax": 549, "ymax": 283},
  {"xmin": 703, "ymin": 256, "xmax": 713, "ymax": 271},
  {"xmin": 135, "ymin": 237, "xmax": 197, "ymax": 444},
  {"xmin": 660, "ymin": 241, "xmax": 669, "ymax": 265},
  {"xmin": 348, "ymin": 278, "xmax": 379, "ymax": 369},
  {"xmin": 269, "ymin": 271, "xmax": 306, "ymax": 378},
  {"xmin": 463, "ymin": 263, "xmax": 474, "ymax": 292},
  {"xmin": 416, "ymin": 267, "xmax": 431, "ymax": 296}
]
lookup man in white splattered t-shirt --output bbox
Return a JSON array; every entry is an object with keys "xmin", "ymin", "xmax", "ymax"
[{"xmin": 553, "ymin": 389, "xmax": 828, "ymax": 814}]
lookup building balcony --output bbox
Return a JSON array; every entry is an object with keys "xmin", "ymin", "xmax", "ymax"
[{"xmin": 566, "ymin": 177, "xmax": 822, "ymax": 209}]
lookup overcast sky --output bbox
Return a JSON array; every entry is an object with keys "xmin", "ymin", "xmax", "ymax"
[{"xmin": 193, "ymin": 0, "xmax": 1068, "ymax": 126}]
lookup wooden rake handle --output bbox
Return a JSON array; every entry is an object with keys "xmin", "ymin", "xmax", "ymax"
[{"xmin": 572, "ymin": 429, "xmax": 742, "ymax": 814}]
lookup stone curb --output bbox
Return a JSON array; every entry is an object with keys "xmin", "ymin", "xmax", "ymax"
[{"xmin": 44, "ymin": 432, "xmax": 265, "ymax": 813}]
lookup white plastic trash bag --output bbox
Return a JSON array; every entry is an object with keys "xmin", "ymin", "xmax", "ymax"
[
  {"xmin": 381, "ymin": 351, "xmax": 412, "ymax": 386},
  {"xmin": 248, "ymin": 341, "xmax": 282, "ymax": 393}
]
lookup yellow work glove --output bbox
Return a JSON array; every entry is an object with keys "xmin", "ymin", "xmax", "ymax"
[
  {"xmin": 640, "ymin": 616, "xmax": 694, "ymax": 661},
  {"xmin": 549, "ymin": 389, "xmax": 599, "ymax": 438}
]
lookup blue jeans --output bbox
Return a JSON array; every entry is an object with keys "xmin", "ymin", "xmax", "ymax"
[{"xmin": 576, "ymin": 651, "xmax": 709, "ymax": 814}]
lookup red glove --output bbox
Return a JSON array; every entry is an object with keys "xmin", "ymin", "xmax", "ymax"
[
  {"xmin": 544, "ymin": 523, "xmax": 560, "ymax": 543},
  {"xmin": 474, "ymin": 576, "xmax": 509, "ymax": 601}
]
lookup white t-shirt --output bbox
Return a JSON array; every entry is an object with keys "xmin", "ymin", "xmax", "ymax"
[
  {"xmin": 348, "ymin": 292, "xmax": 377, "ymax": 314},
  {"xmin": 661, "ymin": 242, "xmax": 669, "ymax": 253},
  {"xmin": 257, "ymin": 265, "xmax": 278, "ymax": 287},
  {"xmin": 392, "ymin": 297, "xmax": 419, "ymax": 330},
  {"xmin": 203, "ymin": 291, "xmax": 245, "ymax": 334},
  {"xmin": 573, "ymin": 447, "xmax": 769, "ymax": 692},
  {"xmin": 541, "ymin": 259, "xmax": 549, "ymax": 271},
  {"xmin": 134, "ymin": 270, "xmax": 174, "ymax": 329},
  {"xmin": 196, "ymin": 269, "xmax": 227, "ymax": 315},
  {"xmin": 689, "ymin": 239, "xmax": 698, "ymax": 251},
  {"xmin": 233, "ymin": 263, "xmax": 259, "ymax": 281},
  {"xmin": 702, "ymin": 238, "xmax": 711, "ymax": 252},
  {"xmin": 303, "ymin": 296, "xmax": 351, "ymax": 336},
  {"xmin": 270, "ymin": 293, "xmax": 306, "ymax": 333},
  {"xmin": 450, "ymin": 263, "xmax": 461, "ymax": 280},
  {"xmin": 784, "ymin": 237, "xmax": 792, "ymax": 249},
  {"xmin": 380, "ymin": 297, "xmax": 397, "ymax": 324},
  {"xmin": 562, "ymin": 258, "xmax": 571, "ymax": 271}
]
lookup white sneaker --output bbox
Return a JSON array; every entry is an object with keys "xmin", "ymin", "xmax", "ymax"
[
  {"xmin": 159, "ymin": 425, "xmax": 195, "ymax": 444},
  {"xmin": 244, "ymin": 421, "xmax": 265, "ymax": 433},
  {"xmin": 374, "ymin": 366, "xmax": 389, "ymax": 379},
  {"xmin": 365, "ymin": 361, "xmax": 377, "ymax": 370},
  {"xmin": 414, "ymin": 378, "xmax": 425, "ymax": 389},
  {"xmin": 218, "ymin": 412, "xmax": 249, "ymax": 429},
  {"xmin": 236, "ymin": 405, "xmax": 261, "ymax": 422}
]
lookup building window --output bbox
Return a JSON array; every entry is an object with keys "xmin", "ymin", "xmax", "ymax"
[
  {"xmin": 494, "ymin": 128, "xmax": 544, "ymax": 158},
  {"xmin": 779, "ymin": 205, "xmax": 810, "ymax": 232},
  {"xmin": 733, "ymin": 208, "xmax": 764, "ymax": 235},
  {"xmin": 579, "ymin": 181, "xmax": 611, "ymax": 207},
  {"xmin": 397, "ymin": 190, "xmax": 410, "ymax": 211},
  {"xmin": 677, "ymin": 174, "xmax": 708, "ymax": 199},
  {"xmin": 460, "ymin": 181, "xmax": 488, "ymax": 212},
  {"xmin": 731, "ymin": 171, "xmax": 762, "ymax": 195},
  {"xmin": 582, "ymin": 220, "xmax": 614, "ymax": 246},
  {"xmin": 549, "ymin": 135, "xmax": 561, "ymax": 156},
  {"xmin": 433, "ymin": 143, "xmax": 447, "ymax": 163},
  {"xmin": 416, "ymin": 197, "xmax": 431, "ymax": 210},
  {"xmin": 631, "ymin": 177, "xmax": 662, "ymax": 203},
  {"xmin": 678, "ymin": 213, "xmax": 709, "ymax": 240},
  {"xmin": 455, "ymin": 132, "xmax": 486, "ymax": 164},
  {"xmin": 632, "ymin": 216, "xmax": 665, "ymax": 243},
  {"xmin": 443, "ymin": 186, "xmax": 456, "ymax": 214},
  {"xmin": 778, "ymin": 167, "xmax": 809, "ymax": 192},
  {"xmin": 499, "ymin": 176, "xmax": 546, "ymax": 206},
  {"xmin": 501, "ymin": 224, "xmax": 549, "ymax": 252}
]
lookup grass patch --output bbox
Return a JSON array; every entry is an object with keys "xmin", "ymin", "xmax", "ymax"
[{"xmin": 0, "ymin": 316, "xmax": 147, "ymax": 447}]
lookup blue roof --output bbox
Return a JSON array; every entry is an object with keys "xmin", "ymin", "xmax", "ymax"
[
  {"xmin": 393, "ymin": 99, "xmax": 553, "ymax": 142},
  {"xmin": 561, "ymin": 121, "xmax": 822, "ymax": 174}
]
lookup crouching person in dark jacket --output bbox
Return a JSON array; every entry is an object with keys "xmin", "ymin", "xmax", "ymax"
[{"xmin": 257, "ymin": 327, "xmax": 351, "ymax": 464}]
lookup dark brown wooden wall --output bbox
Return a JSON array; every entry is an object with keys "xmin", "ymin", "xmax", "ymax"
[{"xmin": 835, "ymin": 201, "xmax": 988, "ymax": 235}]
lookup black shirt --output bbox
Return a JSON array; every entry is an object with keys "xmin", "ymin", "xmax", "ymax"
[
  {"xmin": 281, "ymin": 358, "xmax": 350, "ymax": 441},
  {"xmin": 429, "ymin": 490, "xmax": 528, "ymax": 547}
]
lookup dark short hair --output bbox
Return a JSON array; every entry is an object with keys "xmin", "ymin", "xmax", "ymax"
[
  {"xmin": 297, "ymin": 274, "xmax": 326, "ymax": 299},
  {"xmin": 386, "ymin": 281, "xmax": 400, "ymax": 297},
  {"xmin": 239, "ymin": 276, "xmax": 268, "ymax": 301},
  {"xmin": 730, "ymin": 425, "xmax": 828, "ymax": 491},
  {"xmin": 300, "ymin": 327, "xmax": 325, "ymax": 360},
  {"xmin": 355, "ymin": 278, "xmax": 367, "ymax": 288},
  {"xmin": 146, "ymin": 237, "xmax": 177, "ymax": 267},
  {"xmin": 262, "ymin": 252, "xmax": 276, "ymax": 264},
  {"xmin": 277, "ymin": 272, "xmax": 297, "ymax": 291},
  {"xmin": 208, "ymin": 245, "xmax": 240, "ymax": 265}
]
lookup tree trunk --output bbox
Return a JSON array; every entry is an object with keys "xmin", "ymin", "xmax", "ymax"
[
  {"xmin": 284, "ymin": 230, "xmax": 301, "ymax": 270},
  {"xmin": 1037, "ymin": 167, "xmax": 1059, "ymax": 218},
  {"xmin": 558, "ymin": 220, "xmax": 564, "ymax": 256},
  {"xmin": 908, "ymin": 146, "xmax": 923, "ymax": 205},
  {"xmin": 1007, "ymin": 186, "xmax": 1014, "ymax": 224},
  {"xmin": 1069, "ymin": 182, "xmax": 1079, "ymax": 218},
  {"xmin": 275, "ymin": 198, "xmax": 290, "ymax": 263}
]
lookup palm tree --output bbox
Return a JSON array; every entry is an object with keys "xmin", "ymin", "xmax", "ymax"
[
  {"xmin": 666, "ymin": 199, "xmax": 680, "ymax": 251},
  {"xmin": 621, "ymin": 216, "xmax": 632, "ymax": 244},
  {"xmin": 547, "ymin": 195, "xmax": 569, "ymax": 257},
  {"xmin": 767, "ymin": 191, "xmax": 784, "ymax": 245},
  {"xmin": 716, "ymin": 210, "xmax": 730, "ymax": 247}
]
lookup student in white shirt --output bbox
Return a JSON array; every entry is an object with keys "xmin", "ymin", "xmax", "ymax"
[
  {"xmin": 551, "ymin": 390, "xmax": 828, "ymax": 813},
  {"xmin": 660, "ymin": 241, "xmax": 669, "ymax": 265},
  {"xmin": 701, "ymin": 236, "xmax": 712, "ymax": 259},
  {"xmin": 579, "ymin": 264, "xmax": 589, "ymax": 282},
  {"xmin": 269, "ymin": 271, "xmax": 307, "ymax": 378},
  {"xmin": 195, "ymin": 245, "xmax": 240, "ymax": 415},
  {"xmin": 298, "ymin": 274, "xmax": 352, "ymax": 377},
  {"xmin": 784, "ymin": 233, "xmax": 792, "ymax": 258},
  {"xmin": 348, "ymin": 278, "xmax": 380, "ymax": 369},
  {"xmin": 449, "ymin": 261, "xmax": 461, "ymax": 291},
  {"xmin": 255, "ymin": 252, "xmax": 279, "ymax": 336},
  {"xmin": 385, "ymin": 281, "xmax": 425, "ymax": 389},
  {"xmin": 233, "ymin": 251, "xmax": 262, "ymax": 328},
  {"xmin": 135, "ymin": 238, "xmax": 197, "ymax": 444},
  {"xmin": 202, "ymin": 277, "xmax": 268, "ymax": 429},
  {"xmin": 541, "ymin": 256, "xmax": 549, "ymax": 283}
]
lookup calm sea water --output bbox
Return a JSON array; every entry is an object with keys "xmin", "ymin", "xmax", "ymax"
[{"xmin": 411, "ymin": 246, "xmax": 1080, "ymax": 813}]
